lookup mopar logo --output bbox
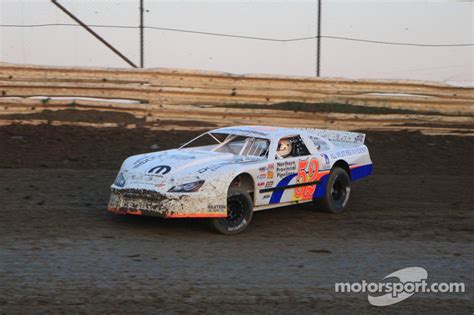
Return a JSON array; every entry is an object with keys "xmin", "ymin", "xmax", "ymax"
[{"xmin": 148, "ymin": 165, "xmax": 171, "ymax": 175}]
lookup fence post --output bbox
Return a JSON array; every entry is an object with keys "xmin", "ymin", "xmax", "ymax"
[
  {"xmin": 316, "ymin": 0, "xmax": 322, "ymax": 77},
  {"xmin": 140, "ymin": 0, "xmax": 145, "ymax": 68},
  {"xmin": 51, "ymin": 0, "xmax": 138, "ymax": 68}
]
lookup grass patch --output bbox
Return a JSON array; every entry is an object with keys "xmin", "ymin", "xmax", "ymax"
[{"xmin": 40, "ymin": 98, "xmax": 51, "ymax": 105}]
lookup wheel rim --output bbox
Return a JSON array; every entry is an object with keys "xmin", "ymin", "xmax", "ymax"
[
  {"xmin": 331, "ymin": 177, "xmax": 349, "ymax": 207},
  {"xmin": 224, "ymin": 197, "xmax": 245, "ymax": 227}
]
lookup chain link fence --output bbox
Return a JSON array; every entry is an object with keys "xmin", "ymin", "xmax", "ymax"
[{"xmin": 1, "ymin": 0, "xmax": 472, "ymax": 84}]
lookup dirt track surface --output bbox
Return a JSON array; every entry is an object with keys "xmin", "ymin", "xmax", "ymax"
[{"xmin": 1, "ymin": 124, "xmax": 473, "ymax": 314}]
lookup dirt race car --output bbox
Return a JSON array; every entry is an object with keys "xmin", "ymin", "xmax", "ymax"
[{"xmin": 108, "ymin": 126, "xmax": 372, "ymax": 234}]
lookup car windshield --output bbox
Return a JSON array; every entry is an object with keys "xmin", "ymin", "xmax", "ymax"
[{"xmin": 180, "ymin": 132, "xmax": 269, "ymax": 157}]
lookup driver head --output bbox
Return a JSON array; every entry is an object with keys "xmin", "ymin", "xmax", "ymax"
[{"xmin": 277, "ymin": 138, "xmax": 292, "ymax": 158}]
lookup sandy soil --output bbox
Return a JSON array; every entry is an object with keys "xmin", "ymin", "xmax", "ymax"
[{"xmin": 0, "ymin": 124, "xmax": 473, "ymax": 314}]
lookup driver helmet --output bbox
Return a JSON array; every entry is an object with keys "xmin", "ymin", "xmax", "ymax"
[{"xmin": 277, "ymin": 139, "xmax": 292, "ymax": 158}]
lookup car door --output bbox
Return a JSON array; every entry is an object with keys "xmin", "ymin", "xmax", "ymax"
[{"xmin": 264, "ymin": 135, "xmax": 322, "ymax": 205}]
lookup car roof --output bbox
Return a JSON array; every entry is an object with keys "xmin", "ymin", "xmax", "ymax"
[{"xmin": 211, "ymin": 125, "xmax": 306, "ymax": 139}]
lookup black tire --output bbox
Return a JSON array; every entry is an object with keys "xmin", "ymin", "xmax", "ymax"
[
  {"xmin": 314, "ymin": 167, "xmax": 351, "ymax": 213},
  {"xmin": 209, "ymin": 187, "xmax": 253, "ymax": 235}
]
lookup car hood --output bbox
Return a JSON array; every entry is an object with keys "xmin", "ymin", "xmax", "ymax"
[{"xmin": 121, "ymin": 149, "xmax": 260, "ymax": 183}]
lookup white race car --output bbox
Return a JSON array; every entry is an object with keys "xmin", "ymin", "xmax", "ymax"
[{"xmin": 108, "ymin": 126, "xmax": 372, "ymax": 234}]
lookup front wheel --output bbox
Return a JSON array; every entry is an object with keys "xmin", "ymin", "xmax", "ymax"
[
  {"xmin": 209, "ymin": 187, "xmax": 253, "ymax": 235},
  {"xmin": 314, "ymin": 167, "xmax": 351, "ymax": 213}
]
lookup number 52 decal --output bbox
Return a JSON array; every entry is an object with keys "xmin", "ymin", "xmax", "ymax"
[{"xmin": 294, "ymin": 158, "xmax": 319, "ymax": 200}]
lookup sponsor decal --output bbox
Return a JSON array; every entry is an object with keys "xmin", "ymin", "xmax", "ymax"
[
  {"xmin": 330, "ymin": 147, "xmax": 368, "ymax": 159},
  {"xmin": 259, "ymin": 166, "xmax": 267, "ymax": 173},
  {"xmin": 276, "ymin": 160, "xmax": 297, "ymax": 178},
  {"xmin": 257, "ymin": 182, "xmax": 265, "ymax": 187},
  {"xmin": 257, "ymin": 173, "xmax": 267, "ymax": 180},
  {"xmin": 267, "ymin": 170, "xmax": 274, "ymax": 179},
  {"xmin": 148, "ymin": 165, "xmax": 171, "ymax": 175},
  {"xmin": 133, "ymin": 156, "xmax": 159, "ymax": 168},
  {"xmin": 265, "ymin": 181, "xmax": 273, "ymax": 188},
  {"xmin": 208, "ymin": 204, "xmax": 226, "ymax": 211},
  {"xmin": 354, "ymin": 134, "xmax": 365, "ymax": 143},
  {"xmin": 320, "ymin": 153, "xmax": 330, "ymax": 167},
  {"xmin": 323, "ymin": 153, "xmax": 330, "ymax": 165},
  {"xmin": 262, "ymin": 194, "xmax": 271, "ymax": 199},
  {"xmin": 165, "ymin": 154, "xmax": 195, "ymax": 160},
  {"xmin": 300, "ymin": 128, "xmax": 365, "ymax": 144},
  {"xmin": 197, "ymin": 164, "xmax": 226, "ymax": 174},
  {"xmin": 267, "ymin": 163, "xmax": 275, "ymax": 171}
]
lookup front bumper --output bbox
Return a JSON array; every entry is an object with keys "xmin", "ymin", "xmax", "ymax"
[{"xmin": 107, "ymin": 188, "xmax": 227, "ymax": 218}]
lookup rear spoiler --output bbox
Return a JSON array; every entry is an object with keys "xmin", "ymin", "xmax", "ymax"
[{"xmin": 297, "ymin": 128, "xmax": 366, "ymax": 144}]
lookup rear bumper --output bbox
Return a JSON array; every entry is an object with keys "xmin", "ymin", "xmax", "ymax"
[{"xmin": 107, "ymin": 188, "xmax": 227, "ymax": 218}]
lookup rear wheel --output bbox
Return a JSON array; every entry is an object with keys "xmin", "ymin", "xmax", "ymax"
[
  {"xmin": 209, "ymin": 187, "xmax": 253, "ymax": 235},
  {"xmin": 314, "ymin": 167, "xmax": 351, "ymax": 213}
]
